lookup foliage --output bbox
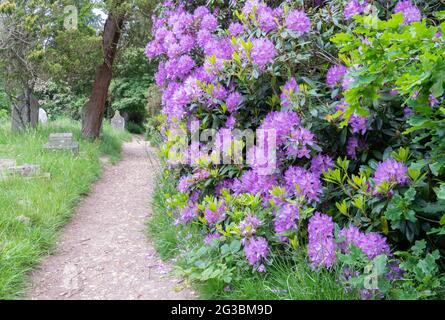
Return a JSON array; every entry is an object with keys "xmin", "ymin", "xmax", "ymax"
[
  {"xmin": 0, "ymin": 119, "xmax": 129, "ymax": 299},
  {"xmin": 110, "ymin": 48, "xmax": 155, "ymax": 125},
  {"xmin": 145, "ymin": 0, "xmax": 445, "ymax": 299}
]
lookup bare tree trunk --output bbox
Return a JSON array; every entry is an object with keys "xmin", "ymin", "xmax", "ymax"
[{"xmin": 82, "ymin": 11, "xmax": 125, "ymax": 139}]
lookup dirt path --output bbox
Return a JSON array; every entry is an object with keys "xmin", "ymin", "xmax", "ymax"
[{"xmin": 28, "ymin": 136, "xmax": 196, "ymax": 300}]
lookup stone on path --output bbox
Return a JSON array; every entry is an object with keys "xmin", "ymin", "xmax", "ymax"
[
  {"xmin": 44, "ymin": 133, "xmax": 80, "ymax": 155},
  {"xmin": 111, "ymin": 111, "xmax": 125, "ymax": 131},
  {"xmin": 28, "ymin": 136, "xmax": 196, "ymax": 300}
]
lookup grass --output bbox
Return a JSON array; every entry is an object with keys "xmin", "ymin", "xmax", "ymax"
[
  {"xmin": 147, "ymin": 172, "xmax": 358, "ymax": 300},
  {"xmin": 0, "ymin": 118, "xmax": 130, "ymax": 299}
]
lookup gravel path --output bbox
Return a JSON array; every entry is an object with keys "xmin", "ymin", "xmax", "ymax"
[{"xmin": 28, "ymin": 136, "xmax": 196, "ymax": 300}]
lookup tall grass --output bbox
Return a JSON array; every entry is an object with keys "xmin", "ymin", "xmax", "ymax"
[
  {"xmin": 0, "ymin": 119, "xmax": 130, "ymax": 299},
  {"xmin": 147, "ymin": 172, "xmax": 358, "ymax": 300}
]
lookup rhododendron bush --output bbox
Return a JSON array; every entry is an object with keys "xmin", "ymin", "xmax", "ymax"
[{"xmin": 146, "ymin": 0, "xmax": 445, "ymax": 299}]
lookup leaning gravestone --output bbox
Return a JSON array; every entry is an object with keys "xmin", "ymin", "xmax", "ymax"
[
  {"xmin": 39, "ymin": 108, "xmax": 48, "ymax": 124},
  {"xmin": 111, "ymin": 111, "xmax": 125, "ymax": 131},
  {"xmin": 44, "ymin": 133, "xmax": 80, "ymax": 155},
  {"xmin": 11, "ymin": 94, "xmax": 40, "ymax": 131}
]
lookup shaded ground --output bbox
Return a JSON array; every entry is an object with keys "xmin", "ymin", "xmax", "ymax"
[{"xmin": 28, "ymin": 136, "xmax": 196, "ymax": 300}]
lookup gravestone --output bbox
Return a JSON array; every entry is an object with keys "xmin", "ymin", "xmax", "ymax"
[
  {"xmin": 11, "ymin": 94, "xmax": 39, "ymax": 131},
  {"xmin": 44, "ymin": 133, "xmax": 80, "ymax": 155},
  {"xmin": 39, "ymin": 108, "xmax": 48, "ymax": 124},
  {"xmin": 0, "ymin": 159, "xmax": 16, "ymax": 179},
  {"xmin": 0, "ymin": 160, "xmax": 50, "ymax": 180},
  {"xmin": 111, "ymin": 111, "xmax": 125, "ymax": 131}
]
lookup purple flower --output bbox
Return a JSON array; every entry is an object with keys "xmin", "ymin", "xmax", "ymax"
[
  {"xmin": 233, "ymin": 170, "xmax": 278, "ymax": 199},
  {"xmin": 346, "ymin": 136, "xmax": 359, "ymax": 160},
  {"xmin": 176, "ymin": 55, "xmax": 195, "ymax": 78},
  {"xmin": 308, "ymin": 212, "xmax": 336, "ymax": 269},
  {"xmin": 204, "ymin": 201, "xmax": 226, "ymax": 225},
  {"xmin": 284, "ymin": 166, "xmax": 322, "ymax": 202},
  {"xmin": 311, "ymin": 154, "xmax": 334, "ymax": 176},
  {"xmin": 394, "ymin": 1, "xmax": 421, "ymax": 24},
  {"xmin": 244, "ymin": 236, "xmax": 269, "ymax": 266},
  {"xmin": 429, "ymin": 94, "xmax": 439, "ymax": 107},
  {"xmin": 226, "ymin": 92, "xmax": 242, "ymax": 112},
  {"xmin": 257, "ymin": 264, "xmax": 267, "ymax": 273},
  {"xmin": 239, "ymin": 214, "xmax": 262, "ymax": 238},
  {"xmin": 259, "ymin": 111, "xmax": 300, "ymax": 145},
  {"xmin": 349, "ymin": 114, "xmax": 368, "ymax": 135},
  {"xmin": 212, "ymin": 84, "xmax": 228, "ymax": 100},
  {"xmin": 258, "ymin": 6, "xmax": 277, "ymax": 32},
  {"xmin": 250, "ymin": 38, "xmax": 277, "ymax": 69},
  {"xmin": 285, "ymin": 9, "xmax": 311, "ymax": 35},
  {"xmin": 373, "ymin": 158, "xmax": 409, "ymax": 189},
  {"xmin": 204, "ymin": 232, "xmax": 222, "ymax": 245},
  {"xmin": 280, "ymin": 77, "xmax": 299, "ymax": 109},
  {"xmin": 178, "ymin": 175, "xmax": 191, "ymax": 193},
  {"xmin": 338, "ymin": 225, "xmax": 391, "ymax": 260},
  {"xmin": 274, "ymin": 203, "xmax": 299, "ymax": 236},
  {"xmin": 285, "ymin": 127, "xmax": 315, "ymax": 159},
  {"xmin": 344, "ymin": 0, "xmax": 368, "ymax": 20},
  {"xmin": 326, "ymin": 65, "xmax": 347, "ymax": 88},
  {"xmin": 228, "ymin": 22, "xmax": 244, "ymax": 36},
  {"xmin": 193, "ymin": 6, "xmax": 210, "ymax": 20},
  {"xmin": 201, "ymin": 14, "xmax": 218, "ymax": 31},
  {"xmin": 225, "ymin": 115, "xmax": 236, "ymax": 129},
  {"xmin": 179, "ymin": 201, "xmax": 198, "ymax": 224}
]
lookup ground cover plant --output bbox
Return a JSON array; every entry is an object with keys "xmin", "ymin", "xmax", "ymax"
[
  {"xmin": 0, "ymin": 119, "xmax": 130, "ymax": 299},
  {"xmin": 146, "ymin": 0, "xmax": 445, "ymax": 300}
]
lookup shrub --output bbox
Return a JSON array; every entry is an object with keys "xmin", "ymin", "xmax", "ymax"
[{"xmin": 146, "ymin": 0, "xmax": 445, "ymax": 299}]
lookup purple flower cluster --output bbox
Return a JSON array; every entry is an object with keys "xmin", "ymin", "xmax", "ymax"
[
  {"xmin": 326, "ymin": 65, "xmax": 347, "ymax": 88},
  {"xmin": 244, "ymin": 236, "xmax": 269, "ymax": 266},
  {"xmin": 310, "ymin": 154, "xmax": 334, "ymax": 176},
  {"xmin": 344, "ymin": 0, "xmax": 368, "ymax": 20},
  {"xmin": 204, "ymin": 201, "xmax": 226, "ymax": 226},
  {"xmin": 259, "ymin": 111, "xmax": 301, "ymax": 145},
  {"xmin": 226, "ymin": 92, "xmax": 242, "ymax": 112},
  {"xmin": 233, "ymin": 170, "xmax": 278, "ymax": 199},
  {"xmin": 250, "ymin": 38, "xmax": 277, "ymax": 69},
  {"xmin": 285, "ymin": 127, "xmax": 315, "ymax": 159},
  {"xmin": 308, "ymin": 212, "xmax": 336, "ymax": 269},
  {"xmin": 274, "ymin": 203, "xmax": 299, "ymax": 237},
  {"xmin": 338, "ymin": 225, "xmax": 391, "ymax": 259},
  {"xmin": 204, "ymin": 232, "xmax": 222, "ymax": 245},
  {"xmin": 179, "ymin": 201, "xmax": 199, "ymax": 224},
  {"xmin": 394, "ymin": 1, "xmax": 421, "ymax": 24},
  {"xmin": 228, "ymin": 22, "xmax": 244, "ymax": 36},
  {"xmin": 239, "ymin": 214, "xmax": 262, "ymax": 238},
  {"xmin": 285, "ymin": 9, "xmax": 311, "ymax": 35},
  {"xmin": 373, "ymin": 158, "xmax": 409, "ymax": 189},
  {"xmin": 284, "ymin": 166, "xmax": 322, "ymax": 202},
  {"xmin": 349, "ymin": 114, "xmax": 368, "ymax": 135}
]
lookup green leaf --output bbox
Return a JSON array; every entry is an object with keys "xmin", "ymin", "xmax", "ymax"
[{"xmin": 435, "ymin": 184, "xmax": 445, "ymax": 200}]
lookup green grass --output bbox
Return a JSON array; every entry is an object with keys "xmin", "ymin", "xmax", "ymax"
[
  {"xmin": 147, "ymin": 172, "xmax": 358, "ymax": 300},
  {"xmin": 0, "ymin": 119, "xmax": 130, "ymax": 299}
]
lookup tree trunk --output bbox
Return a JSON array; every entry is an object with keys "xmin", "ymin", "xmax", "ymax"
[{"xmin": 82, "ymin": 11, "xmax": 125, "ymax": 139}]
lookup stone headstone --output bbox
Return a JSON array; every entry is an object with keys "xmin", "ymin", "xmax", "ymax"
[
  {"xmin": 44, "ymin": 133, "xmax": 79, "ymax": 155},
  {"xmin": 11, "ymin": 94, "xmax": 39, "ymax": 131},
  {"xmin": 39, "ymin": 108, "xmax": 48, "ymax": 124},
  {"xmin": 0, "ymin": 159, "xmax": 16, "ymax": 179},
  {"xmin": 111, "ymin": 111, "xmax": 125, "ymax": 131}
]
